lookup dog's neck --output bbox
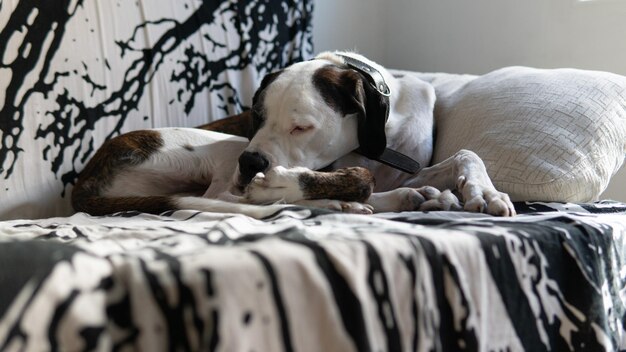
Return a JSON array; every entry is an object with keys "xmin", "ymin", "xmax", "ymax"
[
  {"xmin": 326, "ymin": 52, "xmax": 423, "ymax": 175},
  {"xmin": 329, "ymin": 57, "xmax": 436, "ymax": 191}
]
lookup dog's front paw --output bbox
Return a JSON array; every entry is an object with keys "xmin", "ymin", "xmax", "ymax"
[
  {"xmin": 415, "ymin": 187, "xmax": 463, "ymax": 212},
  {"xmin": 368, "ymin": 186, "xmax": 462, "ymax": 212},
  {"xmin": 245, "ymin": 166, "xmax": 305, "ymax": 204},
  {"xmin": 457, "ymin": 176, "xmax": 516, "ymax": 216},
  {"xmin": 328, "ymin": 200, "xmax": 374, "ymax": 214},
  {"xmin": 295, "ymin": 199, "xmax": 373, "ymax": 214}
]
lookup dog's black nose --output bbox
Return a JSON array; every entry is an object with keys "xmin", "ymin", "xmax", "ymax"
[{"xmin": 238, "ymin": 151, "xmax": 270, "ymax": 185}]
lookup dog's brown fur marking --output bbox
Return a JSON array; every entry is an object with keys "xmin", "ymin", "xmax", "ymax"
[
  {"xmin": 299, "ymin": 167, "xmax": 374, "ymax": 202},
  {"xmin": 312, "ymin": 65, "xmax": 363, "ymax": 116},
  {"xmin": 71, "ymin": 130, "xmax": 174, "ymax": 215}
]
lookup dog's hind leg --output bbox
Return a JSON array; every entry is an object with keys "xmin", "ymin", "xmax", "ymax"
[
  {"xmin": 402, "ymin": 149, "xmax": 516, "ymax": 216},
  {"xmin": 174, "ymin": 197, "xmax": 290, "ymax": 218},
  {"xmin": 73, "ymin": 194, "xmax": 289, "ymax": 219}
]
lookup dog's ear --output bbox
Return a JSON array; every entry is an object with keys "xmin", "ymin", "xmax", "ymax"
[
  {"xmin": 350, "ymin": 73, "xmax": 389, "ymax": 159},
  {"xmin": 314, "ymin": 66, "xmax": 389, "ymax": 159}
]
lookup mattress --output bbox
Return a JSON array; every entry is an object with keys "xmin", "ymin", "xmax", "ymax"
[{"xmin": 1, "ymin": 202, "xmax": 625, "ymax": 351}]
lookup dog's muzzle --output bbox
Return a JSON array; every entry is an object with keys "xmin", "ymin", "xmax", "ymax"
[{"xmin": 238, "ymin": 151, "xmax": 270, "ymax": 186}]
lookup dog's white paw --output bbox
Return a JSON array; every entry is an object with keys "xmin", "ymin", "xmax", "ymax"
[
  {"xmin": 416, "ymin": 187, "xmax": 463, "ymax": 212},
  {"xmin": 245, "ymin": 166, "xmax": 306, "ymax": 204},
  {"xmin": 457, "ymin": 176, "xmax": 516, "ymax": 216},
  {"xmin": 328, "ymin": 200, "xmax": 374, "ymax": 214},
  {"xmin": 296, "ymin": 199, "xmax": 373, "ymax": 214},
  {"xmin": 346, "ymin": 202, "xmax": 374, "ymax": 214},
  {"xmin": 368, "ymin": 186, "xmax": 462, "ymax": 212}
]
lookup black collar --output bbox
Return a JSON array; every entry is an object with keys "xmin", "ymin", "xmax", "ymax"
[
  {"xmin": 335, "ymin": 53, "xmax": 422, "ymax": 174},
  {"xmin": 336, "ymin": 54, "xmax": 391, "ymax": 97}
]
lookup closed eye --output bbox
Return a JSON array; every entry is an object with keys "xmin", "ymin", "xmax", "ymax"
[{"xmin": 290, "ymin": 125, "xmax": 314, "ymax": 135}]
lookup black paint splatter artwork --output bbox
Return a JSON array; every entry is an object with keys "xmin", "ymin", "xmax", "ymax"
[{"xmin": 0, "ymin": 0, "xmax": 313, "ymax": 218}]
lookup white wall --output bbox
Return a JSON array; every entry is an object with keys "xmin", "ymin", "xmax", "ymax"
[
  {"xmin": 313, "ymin": 0, "xmax": 387, "ymax": 63},
  {"xmin": 313, "ymin": 0, "xmax": 626, "ymax": 201}
]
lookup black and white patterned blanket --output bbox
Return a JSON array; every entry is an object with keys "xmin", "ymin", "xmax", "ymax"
[{"xmin": 1, "ymin": 202, "xmax": 625, "ymax": 351}]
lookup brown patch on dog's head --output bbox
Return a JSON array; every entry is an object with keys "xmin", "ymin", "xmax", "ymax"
[
  {"xmin": 197, "ymin": 70, "xmax": 285, "ymax": 140},
  {"xmin": 250, "ymin": 70, "xmax": 284, "ymax": 135},
  {"xmin": 312, "ymin": 65, "xmax": 389, "ymax": 160},
  {"xmin": 72, "ymin": 130, "xmax": 164, "ymax": 213}
]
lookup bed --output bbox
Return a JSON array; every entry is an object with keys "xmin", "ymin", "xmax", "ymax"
[
  {"xmin": 1, "ymin": 1, "xmax": 625, "ymax": 351},
  {"xmin": 1, "ymin": 202, "xmax": 625, "ymax": 351}
]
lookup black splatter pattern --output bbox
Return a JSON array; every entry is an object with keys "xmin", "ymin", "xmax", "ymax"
[{"xmin": 0, "ymin": 0, "xmax": 313, "ymax": 197}]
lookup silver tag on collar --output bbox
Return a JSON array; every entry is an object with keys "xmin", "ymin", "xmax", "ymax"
[{"xmin": 335, "ymin": 54, "xmax": 391, "ymax": 97}]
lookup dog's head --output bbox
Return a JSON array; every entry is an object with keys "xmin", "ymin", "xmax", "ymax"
[{"xmin": 235, "ymin": 52, "xmax": 391, "ymax": 188}]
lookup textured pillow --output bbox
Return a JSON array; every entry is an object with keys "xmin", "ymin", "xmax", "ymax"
[{"xmin": 426, "ymin": 67, "xmax": 626, "ymax": 202}]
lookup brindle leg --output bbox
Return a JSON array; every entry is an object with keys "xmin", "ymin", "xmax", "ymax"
[
  {"xmin": 245, "ymin": 166, "xmax": 374, "ymax": 204},
  {"xmin": 245, "ymin": 165, "xmax": 464, "ymax": 214}
]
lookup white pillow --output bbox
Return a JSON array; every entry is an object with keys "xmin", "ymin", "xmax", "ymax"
[{"xmin": 419, "ymin": 67, "xmax": 626, "ymax": 202}]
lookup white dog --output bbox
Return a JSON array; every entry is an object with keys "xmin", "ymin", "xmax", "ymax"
[{"xmin": 73, "ymin": 51, "xmax": 515, "ymax": 218}]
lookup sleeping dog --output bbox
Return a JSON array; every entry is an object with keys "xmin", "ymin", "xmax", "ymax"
[{"xmin": 72, "ymin": 51, "xmax": 515, "ymax": 218}]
